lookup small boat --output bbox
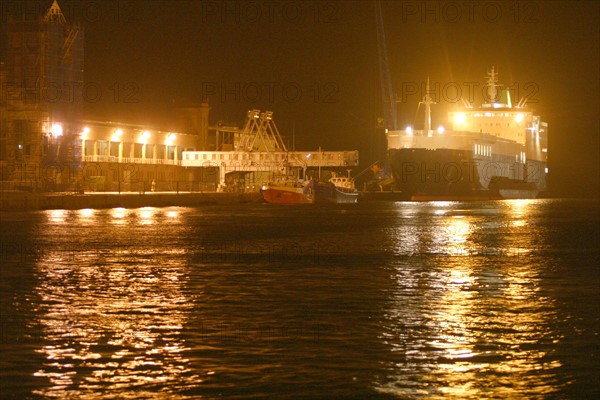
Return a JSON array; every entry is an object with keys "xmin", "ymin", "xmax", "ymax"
[
  {"xmin": 328, "ymin": 172, "xmax": 359, "ymax": 203},
  {"xmin": 261, "ymin": 178, "xmax": 314, "ymax": 204},
  {"xmin": 261, "ymin": 173, "xmax": 358, "ymax": 204}
]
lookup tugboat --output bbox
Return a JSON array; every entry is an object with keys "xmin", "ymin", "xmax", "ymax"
[
  {"xmin": 328, "ymin": 171, "xmax": 359, "ymax": 203},
  {"xmin": 386, "ymin": 67, "xmax": 548, "ymax": 200}
]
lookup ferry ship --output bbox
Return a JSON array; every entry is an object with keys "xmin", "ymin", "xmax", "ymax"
[{"xmin": 386, "ymin": 68, "xmax": 548, "ymax": 200}]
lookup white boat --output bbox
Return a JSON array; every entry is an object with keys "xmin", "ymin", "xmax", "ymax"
[{"xmin": 329, "ymin": 172, "xmax": 359, "ymax": 203}]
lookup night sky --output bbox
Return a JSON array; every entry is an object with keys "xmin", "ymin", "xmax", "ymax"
[{"xmin": 1, "ymin": 0, "xmax": 598, "ymax": 197}]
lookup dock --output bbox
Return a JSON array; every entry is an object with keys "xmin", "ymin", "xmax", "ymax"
[{"xmin": 0, "ymin": 191, "xmax": 262, "ymax": 211}]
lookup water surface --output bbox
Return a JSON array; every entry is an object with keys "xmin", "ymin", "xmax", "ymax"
[{"xmin": 0, "ymin": 199, "xmax": 598, "ymax": 398}]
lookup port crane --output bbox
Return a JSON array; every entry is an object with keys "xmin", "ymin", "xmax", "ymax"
[
  {"xmin": 367, "ymin": 0, "xmax": 396, "ymax": 190},
  {"xmin": 375, "ymin": 0, "xmax": 397, "ymax": 131}
]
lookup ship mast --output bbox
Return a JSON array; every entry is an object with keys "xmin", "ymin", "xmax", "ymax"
[
  {"xmin": 420, "ymin": 77, "xmax": 435, "ymax": 136},
  {"xmin": 485, "ymin": 66, "xmax": 502, "ymax": 104}
]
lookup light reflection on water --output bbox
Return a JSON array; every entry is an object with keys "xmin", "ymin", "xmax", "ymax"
[
  {"xmin": 0, "ymin": 200, "xmax": 596, "ymax": 398},
  {"xmin": 32, "ymin": 207, "xmax": 198, "ymax": 398},
  {"xmin": 378, "ymin": 200, "xmax": 566, "ymax": 398},
  {"xmin": 48, "ymin": 209, "xmax": 68, "ymax": 224},
  {"xmin": 110, "ymin": 207, "xmax": 128, "ymax": 224}
]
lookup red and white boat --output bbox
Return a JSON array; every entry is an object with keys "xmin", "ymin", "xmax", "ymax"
[
  {"xmin": 261, "ymin": 174, "xmax": 358, "ymax": 204},
  {"xmin": 261, "ymin": 179, "xmax": 314, "ymax": 204}
]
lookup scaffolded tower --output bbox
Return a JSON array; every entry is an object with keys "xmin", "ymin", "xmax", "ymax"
[{"xmin": 1, "ymin": 0, "xmax": 84, "ymax": 186}]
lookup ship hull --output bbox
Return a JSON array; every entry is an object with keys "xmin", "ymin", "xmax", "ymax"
[
  {"xmin": 335, "ymin": 189, "xmax": 359, "ymax": 203},
  {"xmin": 388, "ymin": 148, "xmax": 543, "ymax": 200},
  {"xmin": 261, "ymin": 181, "xmax": 358, "ymax": 204},
  {"xmin": 261, "ymin": 185, "xmax": 313, "ymax": 204}
]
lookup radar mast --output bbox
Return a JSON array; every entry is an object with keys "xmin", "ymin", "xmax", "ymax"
[
  {"xmin": 420, "ymin": 77, "xmax": 435, "ymax": 136},
  {"xmin": 485, "ymin": 66, "xmax": 502, "ymax": 104}
]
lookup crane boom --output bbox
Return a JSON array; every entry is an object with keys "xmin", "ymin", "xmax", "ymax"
[{"xmin": 375, "ymin": 1, "xmax": 397, "ymax": 131}]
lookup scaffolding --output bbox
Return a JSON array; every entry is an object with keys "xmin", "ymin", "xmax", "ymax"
[{"xmin": 1, "ymin": 0, "xmax": 84, "ymax": 185}]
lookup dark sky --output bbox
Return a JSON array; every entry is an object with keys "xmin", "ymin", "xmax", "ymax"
[{"xmin": 2, "ymin": 0, "xmax": 599, "ymax": 197}]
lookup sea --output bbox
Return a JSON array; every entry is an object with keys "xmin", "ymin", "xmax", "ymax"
[{"xmin": 0, "ymin": 199, "xmax": 598, "ymax": 399}]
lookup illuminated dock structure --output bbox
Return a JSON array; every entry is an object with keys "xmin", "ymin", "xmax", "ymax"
[
  {"xmin": 0, "ymin": 0, "xmax": 358, "ymax": 193},
  {"xmin": 182, "ymin": 110, "xmax": 359, "ymax": 189},
  {"xmin": 76, "ymin": 110, "xmax": 357, "ymax": 192}
]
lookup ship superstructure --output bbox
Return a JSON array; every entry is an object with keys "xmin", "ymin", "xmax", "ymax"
[{"xmin": 386, "ymin": 68, "xmax": 548, "ymax": 200}]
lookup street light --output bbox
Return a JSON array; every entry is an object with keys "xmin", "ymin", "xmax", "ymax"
[
  {"xmin": 166, "ymin": 133, "xmax": 176, "ymax": 145},
  {"xmin": 81, "ymin": 126, "xmax": 90, "ymax": 162},
  {"xmin": 140, "ymin": 130, "xmax": 151, "ymax": 144},
  {"xmin": 140, "ymin": 131, "xmax": 151, "ymax": 161},
  {"xmin": 51, "ymin": 123, "xmax": 63, "ymax": 137},
  {"xmin": 111, "ymin": 128, "xmax": 123, "ymax": 142}
]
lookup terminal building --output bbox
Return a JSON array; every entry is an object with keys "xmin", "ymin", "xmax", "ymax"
[{"xmin": 0, "ymin": 1, "xmax": 358, "ymax": 193}]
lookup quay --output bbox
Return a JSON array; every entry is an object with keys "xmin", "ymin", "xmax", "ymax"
[{"xmin": 0, "ymin": 191, "xmax": 262, "ymax": 211}]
